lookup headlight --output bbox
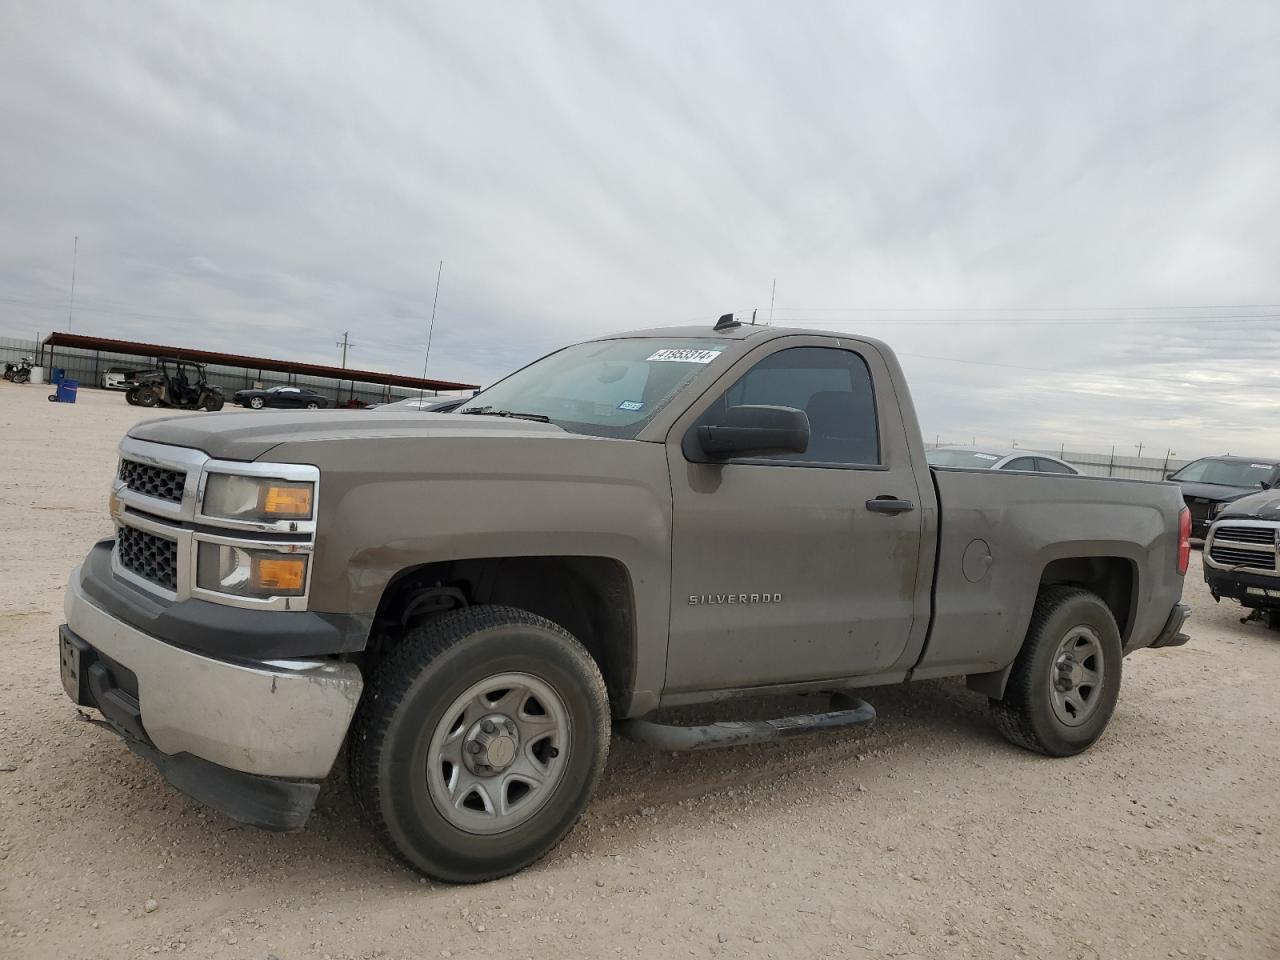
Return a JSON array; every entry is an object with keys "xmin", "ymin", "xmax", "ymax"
[
  {"xmin": 202, "ymin": 473, "xmax": 313, "ymax": 522},
  {"xmin": 196, "ymin": 542, "xmax": 309, "ymax": 597}
]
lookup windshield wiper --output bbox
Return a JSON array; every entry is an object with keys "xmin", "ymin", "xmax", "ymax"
[{"xmin": 457, "ymin": 406, "xmax": 552, "ymax": 423}]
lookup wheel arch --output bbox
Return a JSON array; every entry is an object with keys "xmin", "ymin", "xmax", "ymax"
[
  {"xmin": 967, "ymin": 555, "xmax": 1136, "ymax": 699},
  {"xmin": 371, "ymin": 555, "xmax": 638, "ymax": 715}
]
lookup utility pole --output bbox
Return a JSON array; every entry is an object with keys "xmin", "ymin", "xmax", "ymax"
[
  {"xmin": 1136, "ymin": 442, "xmax": 1144, "ymax": 459},
  {"xmin": 768, "ymin": 278, "xmax": 776, "ymax": 324},
  {"xmin": 335, "ymin": 331, "xmax": 356, "ymax": 368},
  {"xmin": 67, "ymin": 235, "xmax": 78, "ymax": 331}
]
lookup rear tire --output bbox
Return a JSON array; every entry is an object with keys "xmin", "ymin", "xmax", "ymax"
[
  {"xmin": 349, "ymin": 605, "xmax": 610, "ymax": 883},
  {"xmin": 989, "ymin": 586, "xmax": 1123, "ymax": 756}
]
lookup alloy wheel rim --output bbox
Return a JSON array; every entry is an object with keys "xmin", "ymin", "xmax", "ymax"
[
  {"xmin": 1049, "ymin": 626, "xmax": 1105, "ymax": 727},
  {"xmin": 426, "ymin": 672, "xmax": 570, "ymax": 835}
]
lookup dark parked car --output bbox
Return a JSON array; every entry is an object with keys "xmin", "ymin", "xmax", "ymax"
[
  {"xmin": 1166, "ymin": 456, "xmax": 1280, "ymax": 538},
  {"xmin": 927, "ymin": 446, "xmax": 1080, "ymax": 475},
  {"xmin": 233, "ymin": 386, "xmax": 330, "ymax": 410}
]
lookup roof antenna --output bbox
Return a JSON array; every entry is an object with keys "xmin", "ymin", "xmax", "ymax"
[
  {"xmin": 751, "ymin": 308, "xmax": 757, "ymax": 325},
  {"xmin": 714, "ymin": 312, "xmax": 741, "ymax": 331}
]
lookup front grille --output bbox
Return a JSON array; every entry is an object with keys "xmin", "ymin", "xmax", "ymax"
[
  {"xmin": 1208, "ymin": 544, "xmax": 1276, "ymax": 571},
  {"xmin": 116, "ymin": 526, "xmax": 179, "ymax": 591},
  {"xmin": 119, "ymin": 459, "xmax": 185, "ymax": 504},
  {"xmin": 1185, "ymin": 499, "xmax": 1213, "ymax": 524},
  {"xmin": 1214, "ymin": 525, "xmax": 1276, "ymax": 545}
]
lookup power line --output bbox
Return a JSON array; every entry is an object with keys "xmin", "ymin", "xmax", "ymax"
[
  {"xmin": 899, "ymin": 350, "xmax": 1280, "ymax": 391},
  {"xmin": 775, "ymin": 302, "xmax": 1280, "ymax": 313},
  {"xmin": 775, "ymin": 313, "xmax": 1280, "ymax": 326}
]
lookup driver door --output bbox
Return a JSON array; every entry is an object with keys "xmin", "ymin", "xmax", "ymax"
[{"xmin": 663, "ymin": 337, "xmax": 930, "ymax": 694}]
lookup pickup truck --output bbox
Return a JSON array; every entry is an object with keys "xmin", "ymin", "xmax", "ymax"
[
  {"xmin": 59, "ymin": 318, "xmax": 1192, "ymax": 883},
  {"xmin": 1203, "ymin": 487, "xmax": 1280, "ymax": 627}
]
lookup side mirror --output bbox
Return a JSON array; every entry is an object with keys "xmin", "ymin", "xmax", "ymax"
[{"xmin": 685, "ymin": 404, "xmax": 810, "ymax": 461}]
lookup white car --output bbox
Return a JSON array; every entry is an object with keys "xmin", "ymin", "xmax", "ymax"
[
  {"xmin": 101, "ymin": 367, "xmax": 139, "ymax": 390},
  {"xmin": 927, "ymin": 446, "xmax": 1080, "ymax": 475}
]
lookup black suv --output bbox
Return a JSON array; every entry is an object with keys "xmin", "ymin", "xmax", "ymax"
[{"xmin": 1166, "ymin": 456, "xmax": 1280, "ymax": 537}]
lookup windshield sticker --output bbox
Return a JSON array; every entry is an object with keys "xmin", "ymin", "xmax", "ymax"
[
  {"xmin": 617, "ymin": 400, "xmax": 645, "ymax": 412},
  {"xmin": 646, "ymin": 348, "xmax": 722, "ymax": 364},
  {"xmin": 973, "ymin": 453, "xmax": 999, "ymax": 461}
]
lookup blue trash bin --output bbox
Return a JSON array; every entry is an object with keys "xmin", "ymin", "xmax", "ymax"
[
  {"xmin": 55, "ymin": 378, "xmax": 79, "ymax": 403},
  {"xmin": 51, "ymin": 367, "xmax": 65, "ymax": 384}
]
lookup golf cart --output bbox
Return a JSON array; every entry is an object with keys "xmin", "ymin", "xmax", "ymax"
[{"xmin": 126, "ymin": 359, "xmax": 224, "ymax": 411}]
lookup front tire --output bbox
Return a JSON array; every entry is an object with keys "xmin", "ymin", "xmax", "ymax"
[
  {"xmin": 349, "ymin": 606, "xmax": 610, "ymax": 883},
  {"xmin": 989, "ymin": 586, "xmax": 1123, "ymax": 757},
  {"xmin": 133, "ymin": 385, "xmax": 159, "ymax": 408},
  {"xmin": 249, "ymin": 396, "xmax": 265, "ymax": 409}
]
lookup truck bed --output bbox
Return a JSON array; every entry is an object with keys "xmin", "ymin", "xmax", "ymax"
[{"xmin": 916, "ymin": 467, "xmax": 1187, "ymax": 680}]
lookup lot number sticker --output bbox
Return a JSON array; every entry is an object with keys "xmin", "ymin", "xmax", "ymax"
[{"xmin": 646, "ymin": 348, "xmax": 722, "ymax": 364}]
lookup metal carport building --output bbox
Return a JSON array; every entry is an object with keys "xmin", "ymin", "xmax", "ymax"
[{"xmin": 35, "ymin": 332, "xmax": 477, "ymax": 406}]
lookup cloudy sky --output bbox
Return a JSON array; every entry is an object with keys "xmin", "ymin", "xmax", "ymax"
[{"xmin": 2, "ymin": 1, "xmax": 1278, "ymax": 457}]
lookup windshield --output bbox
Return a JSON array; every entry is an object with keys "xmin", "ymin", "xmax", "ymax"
[
  {"xmin": 1170, "ymin": 458, "xmax": 1276, "ymax": 487},
  {"xmin": 926, "ymin": 449, "xmax": 1003, "ymax": 469},
  {"xmin": 456, "ymin": 338, "xmax": 729, "ymax": 438}
]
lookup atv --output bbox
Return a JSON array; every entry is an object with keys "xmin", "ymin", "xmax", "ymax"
[{"xmin": 126, "ymin": 359, "xmax": 224, "ymax": 411}]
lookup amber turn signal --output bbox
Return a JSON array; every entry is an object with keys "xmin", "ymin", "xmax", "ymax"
[
  {"xmin": 252, "ymin": 555, "xmax": 307, "ymax": 592},
  {"xmin": 261, "ymin": 484, "xmax": 313, "ymax": 517}
]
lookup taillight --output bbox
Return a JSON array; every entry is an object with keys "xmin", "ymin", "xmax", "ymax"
[{"xmin": 1177, "ymin": 505, "xmax": 1191, "ymax": 575}]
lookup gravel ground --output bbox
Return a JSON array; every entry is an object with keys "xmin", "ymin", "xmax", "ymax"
[{"xmin": 1, "ymin": 384, "xmax": 1277, "ymax": 960}]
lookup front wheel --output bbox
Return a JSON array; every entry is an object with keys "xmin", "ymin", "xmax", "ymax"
[
  {"xmin": 249, "ymin": 396, "xmax": 265, "ymax": 409},
  {"xmin": 305, "ymin": 401, "xmax": 319, "ymax": 409},
  {"xmin": 989, "ymin": 586, "xmax": 1123, "ymax": 756},
  {"xmin": 133, "ymin": 385, "xmax": 159, "ymax": 407},
  {"xmin": 349, "ymin": 606, "xmax": 610, "ymax": 883},
  {"xmin": 201, "ymin": 393, "xmax": 224, "ymax": 412}
]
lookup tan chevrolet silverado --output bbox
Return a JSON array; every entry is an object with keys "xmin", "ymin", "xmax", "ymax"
[{"xmin": 60, "ymin": 317, "xmax": 1192, "ymax": 882}]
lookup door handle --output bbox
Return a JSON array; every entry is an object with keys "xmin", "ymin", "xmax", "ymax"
[{"xmin": 865, "ymin": 496, "xmax": 915, "ymax": 515}]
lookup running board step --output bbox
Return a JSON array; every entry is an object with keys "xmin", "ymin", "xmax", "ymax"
[{"xmin": 618, "ymin": 698, "xmax": 875, "ymax": 751}]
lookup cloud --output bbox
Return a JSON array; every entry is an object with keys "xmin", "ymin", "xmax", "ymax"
[{"xmin": 2, "ymin": 1, "xmax": 1278, "ymax": 455}]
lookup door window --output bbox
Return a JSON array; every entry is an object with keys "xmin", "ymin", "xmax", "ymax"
[
  {"xmin": 1001, "ymin": 457, "xmax": 1037, "ymax": 471},
  {"xmin": 705, "ymin": 347, "xmax": 880, "ymax": 465},
  {"xmin": 1035, "ymin": 457, "xmax": 1076, "ymax": 475}
]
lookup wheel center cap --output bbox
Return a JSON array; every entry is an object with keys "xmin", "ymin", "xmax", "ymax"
[
  {"xmin": 465, "ymin": 714, "xmax": 520, "ymax": 774},
  {"xmin": 485, "ymin": 736, "xmax": 516, "ymax": 768},
  {"xmin": 1055, "ymin": 655, "xmax": 1083, "ymax": 690}
]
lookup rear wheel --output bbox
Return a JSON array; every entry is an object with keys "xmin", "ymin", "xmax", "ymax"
[
  {"xmin": 989, "ymin": 587, "xmax": 1123, "ymax": 756},
  {"xmin": 349, "ymin": 606, "xmax": 610, "ymax": 883}
]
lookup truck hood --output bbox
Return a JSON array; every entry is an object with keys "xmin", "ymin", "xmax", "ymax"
[
  {"xmin": 1214, "ymin": 488, "xmax": 1280, "ymax": 521},
  {"xmin": 128, "ymin": 411, "xmax": 569, "ymax": 461},
  {"xmin": 1173, "ymin": 480, "xmax": 1257, "ymax": 503}
]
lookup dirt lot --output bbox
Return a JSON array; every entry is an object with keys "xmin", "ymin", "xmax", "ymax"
[{"xmin": 1, "ymin": 384, "xmax": 1277, "ymax": 960}]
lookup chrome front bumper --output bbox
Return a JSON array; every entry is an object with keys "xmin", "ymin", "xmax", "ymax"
[{"xmin": 64, "ymin": 566, "xmax": 363, "ymax": 779}]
